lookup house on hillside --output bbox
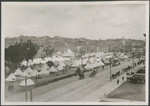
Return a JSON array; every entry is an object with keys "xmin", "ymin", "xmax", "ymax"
[{"xmin": 132, "ymin": 44, "xmax": 144, "ymax": 53}]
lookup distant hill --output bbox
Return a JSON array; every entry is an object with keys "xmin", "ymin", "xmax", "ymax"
[{"xmin": 5, "ymin": 35, "xmax": 145, "ymax": 53}]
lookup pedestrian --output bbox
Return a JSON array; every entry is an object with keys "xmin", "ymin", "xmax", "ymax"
[
  {"xmin": 117, "ymin": 79, "xmax": 119, "ymax": 84},
  {"xmin": 11, "ymin": 84, "xmax": 14, "ymax": 90},
  {"xmin": 8, "ymin": 85, "xmax": 10, "ymax": 91},
  {"xmin": 122, "ymin": 76, "xmax": 124, "ymax": 81}
]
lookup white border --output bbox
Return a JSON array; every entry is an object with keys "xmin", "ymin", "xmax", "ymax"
[{"xmin": 1, "ymin": 1, "xmax": 149, "ymax": 105}]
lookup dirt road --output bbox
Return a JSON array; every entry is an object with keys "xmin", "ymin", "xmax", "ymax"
[{"xmin": 33, "ymin": 59, "xmax": 138, "ymax": 102}]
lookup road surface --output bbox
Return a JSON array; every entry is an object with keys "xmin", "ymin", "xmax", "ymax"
[
  {"xmin": 5, "ymin": 58, "xmax": 139, "ymax": 102},
  {"xmin": 33, "ymin": 59, "xmax": 139, "ymax": 102}
]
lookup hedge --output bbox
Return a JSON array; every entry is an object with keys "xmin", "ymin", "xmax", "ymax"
[{"xmin": 34, "ymin": 72, "xmax": 77, "ymax": 87}]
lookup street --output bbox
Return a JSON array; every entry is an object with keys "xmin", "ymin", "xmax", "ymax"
[
  {"xmin": 33, "ymin": 58, "xmax": 139, "ymax": 102},
  {"xmin": 5, "ymin": 58, "xmax": 139, "ymax": 102}
]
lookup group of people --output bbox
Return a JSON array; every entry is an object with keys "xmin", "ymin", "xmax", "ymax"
[
  {"xmin": 89, "ymin": 68, "xmax": 98, "ymax": 77},
  {"xmin": 8, "ymin": 84, "xmax": 14, "ymax": 91}
]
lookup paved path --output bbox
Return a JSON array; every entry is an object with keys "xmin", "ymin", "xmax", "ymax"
[
  {"xmin": 79, "ymin": 64, "xmax": 142, "ymax": 102},
  {"xmin": 33, "ymin": 59, "xmax": 139, "ymax": 102}
]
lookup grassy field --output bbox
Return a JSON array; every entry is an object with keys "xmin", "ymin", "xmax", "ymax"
[{"xmin": 107, "ymin": 81, "xmax": 145, "ymax": 101}]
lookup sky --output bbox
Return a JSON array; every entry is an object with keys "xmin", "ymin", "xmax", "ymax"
[{"xmin": 2, "ymin": 2, "xmax": 148, "ymax": 40}]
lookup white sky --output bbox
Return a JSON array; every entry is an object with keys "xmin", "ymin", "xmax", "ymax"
[{"xmin": 2, "ymin": 2, "xmax": 148, "ymax": 40}]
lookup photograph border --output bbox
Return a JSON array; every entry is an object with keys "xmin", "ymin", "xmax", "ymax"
[{"xmin": 1, "ymin": 1, "xmax": 149, "ymax": 105}]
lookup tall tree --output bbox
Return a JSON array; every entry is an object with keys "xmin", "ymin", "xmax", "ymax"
[
  {"xmin": 46, "ymin": 61, "xmax": 54, "ymax": 68},
  {"xmin": 23, "ymin": 40, "xmax": 38, "ymax": 64},
  {"xmin": 5, "ymin": 40, "xmax": 38, "ymax": 70}
]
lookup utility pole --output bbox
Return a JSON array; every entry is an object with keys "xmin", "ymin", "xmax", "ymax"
[
  {"xmin": 138, "ymin": 52, "xmax": 141, "ymax": 62},
  {"xmin": 25, "ymin": 76, "xmax": 27, "ymax": 102},
  {"xmin": 110, "ymin": 58, "xmax": 112, "ymax": 82},
  {"xmin": 30, "ymin": 86, "xmax": 33, "ymax": 102},
  {"xmin": 132, "ymin": 52, "xmax": 135, "ymax": 68}
]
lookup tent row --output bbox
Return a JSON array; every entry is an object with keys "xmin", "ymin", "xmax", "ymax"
[{"xmin": 5, "ymin": 64, "xmax": 66, "ymax": 82}]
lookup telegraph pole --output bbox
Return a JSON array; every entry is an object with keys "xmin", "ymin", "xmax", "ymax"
[
  {"xmin": 138, "ymin": 52, "xmax": 141, "ymax": 62},
  {"xmin": 110, "ymin": 58, "xmax": 112, "ymax": 82},
  {"xmin": 132, "ymin": 52, "xmax": 135, "ymax": 68},
  {"xmin": 30, "ymin": 86, "xmax": 33, "ymax": 102},
  {"xmin": 25, "ymin": 76, "xmax": 27, "ymax": 102}
]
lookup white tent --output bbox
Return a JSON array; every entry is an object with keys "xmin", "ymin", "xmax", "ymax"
[
  {"xmin": 28, "ymin": 59, "xmax": 34, "ymax": 66},
  {"xmin": 20, "ymin": 71, "xmax": 31, "ymax": 78},
  {"xmin": 124, "ymin": 55, "xmax": 128, "ymax": 59},
  {"xmin": 91, "ymin": 63, "xmax": 97, "ymax": 68},
  {"xmin": 104, "ymin": 59, "xmax": 110, "ymax": 64},
  {"xmin": 62, "ymin": 52, "xmax": 74, "ymax": 57},
  {"xmin": 57, "ymin": 64, "xmax": 64, "ymax": 71},
  {"xmin": 105, "ymin": 55, "xmax": 113, "ymax": 59},
  {"xmin": 20, "ymin": 78, "xmax": 35, "ymax": 86},
  {"xmin": 84, "ymin": 63, "xmax": 93, "ymax": 69},
  {"xmin": 41, "ymin": 64, "xmax": 49, "ymax": 70},
  {"xmin": 24, "ymin": 67, "xmax": 33, "ymax": 75},
  {"xmin": 89, "ymin": 58, "xmax": 95, "ymax": 64},
  {"xmin": 96, "ymin": 61, "xmax": 105, "ymax": 66},
  {"xmin": 40, "ymin": 68, "xmax": 49, "ymax": 75},
  {"xmin": 14, "ymin": 68, "xmax": 23, "ymax": 76},
  {"xmin": 67, "ymin": 49, "xmax": 74, "ymax": 54},
  {"xmin": 71, "ymin": 60, "xmax": 80, "ymax": 67},
  {"xmin": 62, "ymin": 49, "xmax": 75, "ymax": 57},
  {"xmin": 49, "ymin": 66, "xmax": 58, "ymax": 72},
  {"xmin": 33, "ymin": 58, "xmax": 42, "ymax": 64},
  {"xmin": 59, "ymin": 62, "xmax": 66, "ymax": 67},
  {"xmin": 5, "ymin": 73, "xmax": 17, "ymax": 81},
  {"xmin": 21, "ymin": 60, "xmax": 28, "ymax": 66},
  {"xmin": 40, "ymin": 59, "xmax": 46, "ymax": 64},
  {"xmin": 30, "ymin": 69, "xmax": 41, "ymax": 77},
  {"xmin": 82, "ymin": 58, "xmax": 88, "ymax": 64}
]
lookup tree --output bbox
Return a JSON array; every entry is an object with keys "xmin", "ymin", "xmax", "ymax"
[
  {"xmin": 22, "ymin": 40, "xmax": 38, "ymax": 64},
  {"xmin": 46, "ymin": 61, "xmax": 54, "ymax": 68},
  {"xmin": 5, "ymin": 40, "xmax": 38, "ymax": 70},
  {"xmin": 44, "ymin": 46, "xmax": 55, "ymax": 57}
]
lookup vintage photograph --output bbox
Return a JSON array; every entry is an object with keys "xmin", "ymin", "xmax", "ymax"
[{"xmin": 1, "ymin": 1, "xmax": 149, "ymax": 105}]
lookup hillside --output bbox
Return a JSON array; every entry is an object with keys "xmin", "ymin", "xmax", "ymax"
[{"xmin": 5, "ymin": 35, "xmax": 145, "ymax": 53}]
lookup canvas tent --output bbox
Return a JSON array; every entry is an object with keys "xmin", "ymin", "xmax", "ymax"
[
  {"xmin": 96, "ymin": 61, "xmax": 105, "ymax": 66},
  {"xmin": 49, "ymin": 66, "xmax": 58, "ymax": 72},
  {"xmin": 62, "ymin": 49, "xmax": 75, "ymax": 57},
  {"xmin": 30, "ymin": 69, "xmax": 41, "ymax": 77},
  {"xmin": 57, "ymin": 64, "xmax": 64, "ymax": 71},
  {"xmin": 5, "ymin": 73, "xmax": 17, "ymax": 81},
  {"xmin": 84, "ymin": 63, "xmax": 93, "ymax": 69},
  {"xmin": 104, "ymin": 59, "xmax": 110, "ymax": 64},
  {"xmin": 20, "ymin": 78, "xmax": 35, "ymax": 86},
  {"xmin": 40, "ymin": 68, "xmax": 49, "ymax": 75},
  {"xmin": 41, "ymin": 64, "xmax": 49, "ymax": 70},
  {"xmin": 21, "ymin": 60, "xmax": 28, "ymax": 66},
  {"xmin": 34, "ymin": 65, "xmax": 41, "ymax": 71},
  {"xmin": 14, "ymin": 68, "xmax": 23, "ymax": 76},
  {"xmin": 71, "ymin": 60, "xmax": 81, "ymax": 67},
  {"xmin": 24, "ymin": 67, "xmax": 33, "ymax": 75},
  {"xmin": 20, "ymin": 71, "xmax": 31, "ymax": 78},
  {"xmin": 59, "ymin": 62, "xmax": 66, "ymax": 67}
]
